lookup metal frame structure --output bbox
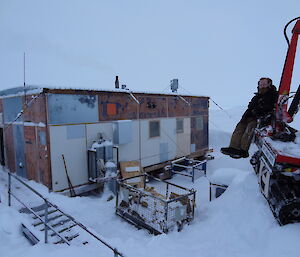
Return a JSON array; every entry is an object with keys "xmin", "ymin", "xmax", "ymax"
[
  {"xmin": 170, "ymin": 157, "xmax": 207, "ymax": 182},
  {"xmin": 116, "ymin": 174, "xmax": 196, "ymax": 234},
  {"xmin": 6, "ymin": 171, "xmax": 124, "ymax": 257}
]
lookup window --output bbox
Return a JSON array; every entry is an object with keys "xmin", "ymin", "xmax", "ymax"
[
  {"xmin": 176, "ymin": 118, "xmax": 184, "ymax": 133},
  {"xmin": 195, "ymin": 117, "xmax": 203, "ymax": 130},
  {"xmin": 149, "ymin": 120, "xmax": 160, "ymax": 138}
]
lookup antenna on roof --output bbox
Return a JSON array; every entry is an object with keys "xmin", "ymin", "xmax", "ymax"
[{"xmin": 23, "ymin": 52, "xmax": 27, "ymax": 107}]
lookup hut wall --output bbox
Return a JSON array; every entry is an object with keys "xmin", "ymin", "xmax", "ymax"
[
  {"xmin": 2, "ymin": 94, "xmax": 52, "ymax": 188},
  {"xmin": 49, "ymin": 124, "xmax": 88, "ymax": 191}
]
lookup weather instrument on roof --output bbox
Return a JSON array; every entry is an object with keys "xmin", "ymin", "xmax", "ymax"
[{"xmin": 170, "ymin": 79, "xmax": 179, "ymax": 93}]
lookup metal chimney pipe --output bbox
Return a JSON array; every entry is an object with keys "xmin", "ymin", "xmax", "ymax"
[{"xmin": 115, "ymin": 76, "xmax": 119, "ymax": 89}]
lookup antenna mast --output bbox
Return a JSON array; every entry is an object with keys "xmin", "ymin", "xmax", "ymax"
[{"xmin": 23, "ymin": 52, "xmax": 27, "ymax": 107}]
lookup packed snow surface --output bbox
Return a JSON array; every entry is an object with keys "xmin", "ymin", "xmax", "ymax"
[
  {"xmin": 1, "ymin": 107, "xmax": 300, "ymax": 257},
  {"xmin": 265, "ymin": 134, "xmax": 300, "ymax": 158}
]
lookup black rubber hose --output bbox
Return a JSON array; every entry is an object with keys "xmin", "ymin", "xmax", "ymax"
[{"xmin": 284, "ymin": 17, "xmax": 300, "ymax": 46}]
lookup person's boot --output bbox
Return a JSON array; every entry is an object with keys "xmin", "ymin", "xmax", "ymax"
[
  {"xmin": 229, "ymin": 149, "xmax": 249, "ymax": 159},
  {"xmin": 220, "ymin": 147, "xmax": 241, "ymax": 156},
  {"xmin": 239, "ymin": 150, "xmax": 249, "ymax": 158}
]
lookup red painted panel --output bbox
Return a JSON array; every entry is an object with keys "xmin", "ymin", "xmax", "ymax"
[
  {"xmin": 98, "ymin": 92, "xmax": 138, "ymax": 121},
  {"xmin": 107, "ymin": 103, "xmax": 117, "ymax": 116},
  {"xmin": 276, "ymin": 154, "xmax": 300, "ymax": 166}
]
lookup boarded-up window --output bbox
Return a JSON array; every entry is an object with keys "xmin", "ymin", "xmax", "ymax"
[
  {"xmin": 195, "ymin": 116, "xmax": 203, "ymax": 130},
  {"xmin": 107, "ymin": 103, "xmax": 117, "ymax": 116},
  {"xmin": 149, "ymin": 120, "xmax": 160, "ymax": 138},
  {"xmin": 176, "ymin": 118, "xmax": 184, "ymax": 133},
  {"xmin": 39, "ymin": 131, "xmax": 46, "ymax": 145}
]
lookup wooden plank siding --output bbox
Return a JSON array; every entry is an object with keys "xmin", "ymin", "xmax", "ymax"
[
  {"xmin": 22, "ymin": 94, "xmax": 52, "ymax": 188},
  {"xmin": 24, "ymin": 126, "xmax": 38, "ymax": 180},
  {"xmin": 23, "ymin": 94, "xmax": 47, "ymax": 123},
  {"xmin": 0, "ymin": 98, "xmax": 3, "ymax": 113},
  {"xmin": 98, "ymin": 92, "xmax": 138, "ymax": 121},
  {"xmin": 4, "ymin": 126, "xmax": 15, "ymax": 172},
  {"xmin": 167, "ymin": 96, "xmax": 190, "ymax": 117},
  {"xmin": 2, "ymin": 93, "xmax": 52, "ymax": 188}
]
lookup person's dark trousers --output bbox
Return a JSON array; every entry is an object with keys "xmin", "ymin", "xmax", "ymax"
[{"xmin": 229, "ymin": 117, "xmax": 257, "ymax": 153}]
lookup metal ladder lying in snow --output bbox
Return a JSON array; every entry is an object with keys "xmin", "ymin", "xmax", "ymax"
[
  {"xmin": 19, "ymin": 202, "xmax": 86, "ymax": 245},
  {"xmin": 6, "ymin": 171, "xmax": 124, "ymax": 257}
]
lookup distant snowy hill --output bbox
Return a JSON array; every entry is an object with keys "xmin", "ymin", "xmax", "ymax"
[
  {"xmin": 209, "ymin": 106, "xmax": 246, "ymax": 149},
  {"xmin": 1, "ymin": 107, "xmax": 300, "ymax": 257}
]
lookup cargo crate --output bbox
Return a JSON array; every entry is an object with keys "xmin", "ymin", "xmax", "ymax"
[{"xmin": 116, "ymin": 174, "xmax": 196, "ymax": 234}]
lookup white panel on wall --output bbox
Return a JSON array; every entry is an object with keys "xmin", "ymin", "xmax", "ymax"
[
  {"xmin": 138, "ymin": 118, "xmax": 177, "ymax": 167},
  {"xmin": 117, "ymin": 118, "xmax": 177, "ymax": 167},
  {"xmin": 160, "ymin": 118, "xmax": 177, "ymax": 163},
  {"xmin": 176, "ymin": 118, "xmax": 191, "ymax": 157},
  {"xmin": 191, "ymin": 144, "xmax": 196, "ymax": 153},
  {"xmin": 113, "ymin": 120, "xmax": 133, "ymax": 145},
  {"xmin": 117, "ymin": 120, "xmax": 140, "ymax": 163},
  {"xmin": 86, "ymin": 122, "xmax": 113, "ymax": 149},
  {"xmin": 50, "ymin": 125, "xmax": 88, "ymax": 191}
]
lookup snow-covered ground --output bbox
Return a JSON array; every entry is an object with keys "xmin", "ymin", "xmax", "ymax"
[{"xmin": 1, "ymin": 107, "xmax": 300, "ymax": 257}]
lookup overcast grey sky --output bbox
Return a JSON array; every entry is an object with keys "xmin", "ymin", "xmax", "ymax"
[{"xmin": 0, "ymin": 0, "xmax": 300, "ymax": 108}]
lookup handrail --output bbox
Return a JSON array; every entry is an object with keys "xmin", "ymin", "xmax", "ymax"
[
  {"xmin": 10, "ymin": 192, "xmax": 70, "ymax": 245},
  {"xmin": 6, "ymin": 171, "xmax": 125, "ymax": 257}
]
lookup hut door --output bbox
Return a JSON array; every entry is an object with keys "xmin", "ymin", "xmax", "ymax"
[{"xmin": 13, "ymin": 125, "xmax": 26, "ymax": 178}]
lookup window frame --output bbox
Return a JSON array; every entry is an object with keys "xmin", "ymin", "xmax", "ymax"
[
  {"xmin": 149, "ymin": 120, "xmax": 160, "ymax": 138},
  {"xmin": 195, "ymin": 116, "xmax": 204, "ymax": 131},
  {"xmin": 176, "ymin": 118, "xmax": 184, "ymax": 134}
]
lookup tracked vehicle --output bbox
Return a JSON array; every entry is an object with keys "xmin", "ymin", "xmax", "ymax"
[{"xmin": 250, "ymin": 17, "xmax": 300, "ymax": 225}]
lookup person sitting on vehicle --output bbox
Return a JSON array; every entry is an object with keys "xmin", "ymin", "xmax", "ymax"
[{"xmin": 221, "ymin": 77, "xmax": 278, "ymax": 158}]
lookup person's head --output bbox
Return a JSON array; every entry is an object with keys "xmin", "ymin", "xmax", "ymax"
[{"xmin": 257, "ymin": 77, "xmax": 273, "ymax": 94}]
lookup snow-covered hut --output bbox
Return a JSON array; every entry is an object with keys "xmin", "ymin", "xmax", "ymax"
[{"xmin": 0, "ymin": 86, "xmax": 209, "ymax": 192}]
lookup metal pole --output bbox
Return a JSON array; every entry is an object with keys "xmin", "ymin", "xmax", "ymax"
[
  {"xmin": 166, "ymin": 183, "xmax": 169, "ymax": 199},
  {"xmin": 23, "ymin": 52, "xmax": 27, "ymax": 107},
  {"xmin": 115, "ymin": 181, "xmax": 119, "ymax": 211},
  {"xmin": 44, "ymin": 201, "xmax": 48, "ymax": 243},
  {"xmin": 192, "ymin": 191, "xmax": 196, "ymax": 218},
  {"xmin": 114, "ymin": 248, "xmax": 118, "ymax": 257},
  {"xmin": 164, "ymin": 203, "xmax": 168, "ymax": 233},
  {"xmin": 128, "ymin": 92, "xmax": 141, "ymax": 165},
  {"xmin": 192, "ymin": 167, "xmax": 194, "ymax": 183},
  {"xmin": 8, "ymin": 172, "xmax": 11, "ymax": 206}
]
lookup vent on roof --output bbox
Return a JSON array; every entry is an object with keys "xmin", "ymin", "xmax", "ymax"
[{"xmin": 115, "ymin": 76, "xmax": 119, "ymax": 89}]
